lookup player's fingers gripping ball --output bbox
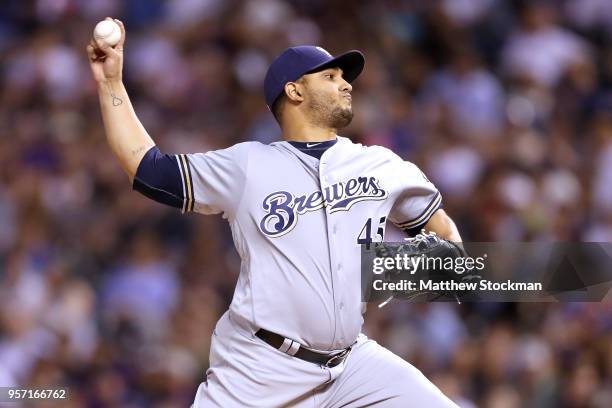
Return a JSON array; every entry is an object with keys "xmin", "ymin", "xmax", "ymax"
[{"xmin": 93, "ymin": 20, "xmax": 121, "ymax": 47}]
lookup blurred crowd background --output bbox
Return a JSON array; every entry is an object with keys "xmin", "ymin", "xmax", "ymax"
[{"xmin": 1, "ymin": 0, "xmax": 612, "ymax": 406}]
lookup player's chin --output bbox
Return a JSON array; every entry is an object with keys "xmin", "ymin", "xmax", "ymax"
[{"xmin": 331, "ymin": 107, "xmax": 353, "ymax": 129}]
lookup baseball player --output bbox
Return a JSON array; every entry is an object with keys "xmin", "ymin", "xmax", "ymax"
[{"xmin": 88, "ymin": 18, "xmax": 461, "ymax": 407}]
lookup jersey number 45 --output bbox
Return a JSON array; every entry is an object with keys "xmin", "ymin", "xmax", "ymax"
[{"xmin": 357, "ymin": 216, "xmax": 386, "ymax": 246}]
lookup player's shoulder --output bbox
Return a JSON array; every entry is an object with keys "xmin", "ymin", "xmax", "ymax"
[
  {"xmin": 215, "ymin": 140, "xmax": 268, "ymax": 158},
  {"xmin": 187, "ymin": 141, "xmax": 263, "ymax": 167},
  {"xmin": 227, "ymin": 140, "xmax": 263, "ymax": 151},
  {"xmin": 337, "ymin": 136, "xmax": 403, "ymax": 162}
]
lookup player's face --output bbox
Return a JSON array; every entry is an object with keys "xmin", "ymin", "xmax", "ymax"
[{"xmin": 302, "ymin": 67, "xmax": 353, "ymax": 129}]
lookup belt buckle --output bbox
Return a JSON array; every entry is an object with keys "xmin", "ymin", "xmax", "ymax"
[{"xmin": 324, "ymin": 347, "xmax": 351, "ymax": 368}]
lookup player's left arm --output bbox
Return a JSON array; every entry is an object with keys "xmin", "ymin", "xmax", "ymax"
[
  {"xmin": 385, "ymin": 151, "xmax": 461, "ymax": 242},
  {"xmin": 422, "ymin": 209, "xmax": 462, "ymax": 242}
]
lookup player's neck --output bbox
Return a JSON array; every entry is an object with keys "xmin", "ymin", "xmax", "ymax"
[{"xmin": 281, "ymin": 122, "xmax": 337, "ymax": 143}]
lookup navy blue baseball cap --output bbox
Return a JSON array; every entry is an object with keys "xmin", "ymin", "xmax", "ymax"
[{"xmin": 264, "ymin": 45, "xmax": 365, "ymax": 109}]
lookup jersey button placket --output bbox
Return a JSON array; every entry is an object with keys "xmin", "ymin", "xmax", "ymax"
[{"xmin": 320, "ymin": 163, "xmax": 341, "ymax": 347}]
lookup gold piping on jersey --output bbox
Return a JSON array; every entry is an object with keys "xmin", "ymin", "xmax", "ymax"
[
  {"xmin": 175, "ymin": 155, "xmax": 188, "ymax": 213},
  {"xmin": 177, "ymin": 154, "xmax": 194, "ymax": 213},
  {"xmin": 394, "ymin": 191, "xmax": 442, "ymax": 229},
  {"xmin": 185, "ymin": 156, "xmax": 195, "ymax": 212}
]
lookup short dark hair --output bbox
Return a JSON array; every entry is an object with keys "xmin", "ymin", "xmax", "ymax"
[{"xmin": 271, "ymin": 93, "xmax": 286, "ymax": 124}]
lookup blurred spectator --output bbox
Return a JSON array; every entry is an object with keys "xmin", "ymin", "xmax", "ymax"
[
  {"xmin": 423, "ymin": 46, "xmax": 505, "ymax": 138},
  {"xmin": 502, "ymin": 1, "xmax": 591, "ymax": 88},
  {"xmin": 101, "ymin": 231, "xmax": 180, "ymax": 339},
  {"xmin": 0, "ymin": 0, "xmax": 611, "ymax": 406}
]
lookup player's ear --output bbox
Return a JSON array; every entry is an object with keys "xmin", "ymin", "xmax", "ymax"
[{"xmin": 285, "ymin": 82, "xmax": 304, "ymax": 102}]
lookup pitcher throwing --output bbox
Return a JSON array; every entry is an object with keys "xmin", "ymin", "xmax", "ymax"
[{"xmin": 88, "ymin": 17, "xmax": 461, "ymax": 407}]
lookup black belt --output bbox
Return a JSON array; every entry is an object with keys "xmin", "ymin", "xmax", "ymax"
[{"xmin": 255, "ymin": 328, "xmax": 351, "ymax": 368}]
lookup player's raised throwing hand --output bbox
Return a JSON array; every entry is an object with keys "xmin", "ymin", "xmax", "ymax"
[
  {"xmin": 87, "ymin": 17, "xmax": 156, "ymax": 180},
  {"xmin": 86, "ymin": 17, "xmax": 125, "ymax": 84}
]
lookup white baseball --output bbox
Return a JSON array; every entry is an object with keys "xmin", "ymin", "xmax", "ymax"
[{"xmin": 93, "ymin": 20, "xmax": 121, "ymax": 47}]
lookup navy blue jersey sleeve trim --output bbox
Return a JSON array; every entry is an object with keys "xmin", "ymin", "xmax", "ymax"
[{"xmin": 132, "ymin": 146, "xmax": 186, "ymax": 210}]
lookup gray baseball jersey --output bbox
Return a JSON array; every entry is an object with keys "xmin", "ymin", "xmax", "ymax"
[{"xmin": 174, "ymin": 136, "xmax": 441, "ymax": 351}]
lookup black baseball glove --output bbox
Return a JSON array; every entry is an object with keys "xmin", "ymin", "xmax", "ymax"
[{"xmin": 374, "ymin": 231, "xmax": 481, "ymax": 306}]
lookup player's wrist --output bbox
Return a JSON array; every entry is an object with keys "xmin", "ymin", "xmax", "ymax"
[{"xmin": 96, "ymin": 77, "xmax": 123, "ymax": 89}]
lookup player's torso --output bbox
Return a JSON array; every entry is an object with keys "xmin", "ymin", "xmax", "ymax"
[{"xmin": 230, "ymin": 137, "xmax": 401, "ymax": 350}]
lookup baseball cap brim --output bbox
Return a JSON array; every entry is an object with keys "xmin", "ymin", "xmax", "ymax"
[{"xmin": 305, "ymin": 50, "xmax": 365, "ymax": 83}]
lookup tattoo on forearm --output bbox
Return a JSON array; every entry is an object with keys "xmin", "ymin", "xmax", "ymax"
[
  {"xmin": 131, "ymin": 146, "xmax": 147, "ymax": 156},
  {"xmin": 106, "ymin": 83, "xmax": 123, "ymax": 106}
]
